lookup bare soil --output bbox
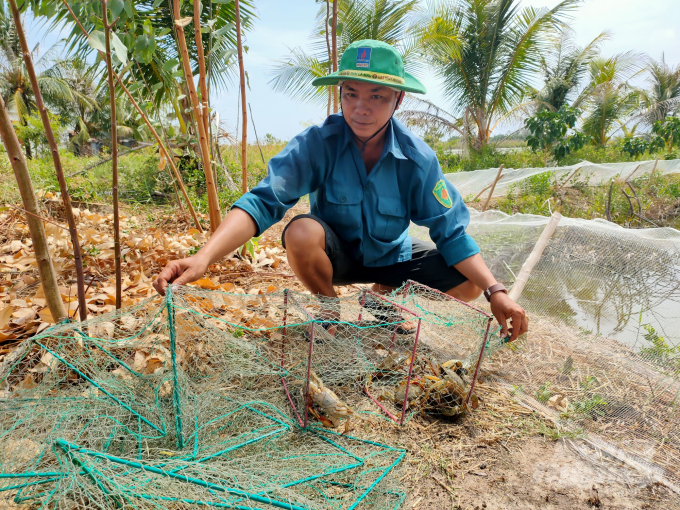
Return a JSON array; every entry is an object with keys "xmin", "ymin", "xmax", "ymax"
[{"xmin": 2, "ymin": 199, "xmax": 679, "ymax": 509}]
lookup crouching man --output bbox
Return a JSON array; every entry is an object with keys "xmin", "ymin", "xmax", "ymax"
[{"xmin": 153, "ymin": 40, "xmax": 528, "ymax": 341}]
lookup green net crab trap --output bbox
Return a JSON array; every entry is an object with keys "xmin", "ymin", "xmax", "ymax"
[{"xmin": 1, "ymin": 281, "xmax": 493, "ymax": 508}]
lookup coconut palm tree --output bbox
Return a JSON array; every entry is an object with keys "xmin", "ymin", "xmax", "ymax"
[
  {"xmin": 637, "ymin": 56, "xmax": 680, "ymax": 125},
  {"xmin": 270, "ymin": 0, "xmax": 423, "ymax": 108},
  {"xmin": 576, "ymin": 52, "xmax": 644, "ymax": 147},
  {"xmin": 529, "ymin": 28, "xmax": 609, "ymax": 111},
  {"xmin": 0, "ymin": 7, "xmax": 76, "ymax": 157},
  {"xmin": 405, "ymin": 0, "xmax": 579, "ymax": 152}
]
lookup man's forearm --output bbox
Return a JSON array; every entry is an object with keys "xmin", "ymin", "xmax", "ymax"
[
  {"xmin": 453, "ymin": 253, "xmax": 497, "ymax": 291},
  {"xmin": 195, "ymin": 207, "xmax": 258, "ymax": 266}
]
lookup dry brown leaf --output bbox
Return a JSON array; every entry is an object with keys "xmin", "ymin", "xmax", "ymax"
[
  {"xmin": 0, "ymin": 306, "xmax": 11, "ymax": 329},
  {"xmin": 175, "ymin": 16, "xmax": 193, "ymax": 27},
  {"xmin": 12, "ymin": 307, "xmax": 36, "ymax": 319},
  {"xmin": 221, "ymin": 282, "xmax": 236, "ymax": 292},
  {"xmin": 36, "ymin": 322, "xmax": 51, "ymax": 334},
  {"xmin": 145, "ymin": 356, "xmax": 164, "ymax": 374},
  {"xmin": 38, "ymin": 308, "xmax": 55, "ymax": 324},
  {"xmin": 17, "ymin": 374, "xmax": 38, "ymax": 391},
  {"xmin": 193, "ymin": 278, "xmax": 220, "ymax": 290},
  {"xmin": 10, "ymin": 299, "xmax": 28, "ymax": 308}
]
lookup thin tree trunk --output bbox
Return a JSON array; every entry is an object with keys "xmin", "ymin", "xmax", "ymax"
[
  {"xmin": 235, "ymin": 0, "xmax": 248, "ymax": 194},
  {"xmin": 59, "ymin": 0, "xmax": 204, "ymax": 233},
  {"xmin": 325, "ymin": 0, "xmax": 332, "ymax": 118},
  {"xmin": 173, "ymin": 0, "xmax": 221, "ymax": 232},
  {"xmin": 9, "ymin": 0, "xmax": 87, "ymax": 321},
  {"xmin": 331, "ymin": 0, "xmax": 339, "ymax": 114},
  {"xmin": 0, "ymin": 95, "xmax": 67, "ymax": 323},
  {"xmin": 102, "ymin": 0, "xmax": 122, "ymax": 310},
  {"xmin": 194, "ymin": 0, "xmax": 210, "ymax": 139}
]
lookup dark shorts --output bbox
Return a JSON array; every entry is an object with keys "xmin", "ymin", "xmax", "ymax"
[{"xmin": 281, "ymin": 214, "xmax": 468, "ymax": 293}]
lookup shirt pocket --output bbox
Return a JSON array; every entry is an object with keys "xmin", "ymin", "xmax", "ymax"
[
  {"xmin": 376, "ymin": 196, "xmax": 408, "ymax": 241},
  {"xmin": 323, "ymin": 186, "xmax": 363, "ymax": 234}
]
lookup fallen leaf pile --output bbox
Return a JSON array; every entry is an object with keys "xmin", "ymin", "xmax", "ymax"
[{"xmin": 0, "ymin": 193, "xmax": 290, "ymax": 355}]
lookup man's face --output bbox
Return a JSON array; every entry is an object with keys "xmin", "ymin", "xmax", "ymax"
[{"xmin": 341, "ymin": 80, "xmax": 403, "ymax": 139}]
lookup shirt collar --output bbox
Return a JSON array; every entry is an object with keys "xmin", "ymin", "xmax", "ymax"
[{"xmin": 341, "ymin": 118, "xmax": 407, "ymax": 160}]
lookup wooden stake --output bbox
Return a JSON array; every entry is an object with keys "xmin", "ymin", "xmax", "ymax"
[
  {"xmin": 558, "ymin": 165, "xmax": 583, "ymax": 192},
  {"xmin": 0, "ymin": 94, "xmax": 67, "ymax": 322},
  {"xmin": 235, "ymin": 0, "xmax": 248, "ymax": 194},
  {"xmin": 623, "ymin": 163, "xmax": 642, "ymax": 183},
  {"xmin": 508, "ymin": 212, "xmax": 562, "ymax": 302},
  {"xmin": 649, "ymin": 158, "xmax": 660, "ymax": 181},
  {"xmin": 325, "ymin": 0, "xmax": 332, "ymax": 118},
  {"xmin": 194, "ymin": 0, "xmax": 210, "ymax": 138},
  {"xmin": 331, "ymin": 0, "xmax": 339, "ymax": 113},
  {"xmin": 102, "ymin": 0, "xmax": 122, "ymax": 310},
  {"xmin": 472, "ymin": 175, "xmax": 503, "ymax": 202},
  {"xmin": 173, "ymin": 0, "xmax": 221, "ymax": 232},
  {"xmin": 9, "ymin": 0, "xmax": 87, "ymax": 321},
  {"xmin": 482, "ymin": 164, "xmax": 504, "ymax": 211},
  {"xmin": 59, "ymin": 0, "xmax": 203, "ymax": 233}
]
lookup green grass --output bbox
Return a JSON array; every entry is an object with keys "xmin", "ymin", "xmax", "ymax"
[
  {"xmin": 435, "ymin": 143, "xmax": 674, "ymax": 174},
  {"xmin": 479, "ymin": 170, "xmax": 680, "ymax": 229},
  {"xmin": 2, "ymin": 139, "xmax": 678, "ymax": 230},
  {"xmin": 0, "ymin": 142, "xmax": 286, "ymax": 223}
]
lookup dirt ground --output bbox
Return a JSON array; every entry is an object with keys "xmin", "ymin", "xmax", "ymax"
[{"xmin": 1, "ymin": 199, "xmax": 678, "ymax": 509}]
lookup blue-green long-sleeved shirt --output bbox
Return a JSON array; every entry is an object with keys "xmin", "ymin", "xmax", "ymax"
[{"xmin": 232, "ymin": 114, "xmax": 479, "ymax": 268}]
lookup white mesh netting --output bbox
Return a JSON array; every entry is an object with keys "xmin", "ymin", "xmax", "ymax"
[
  {"xmin": 446, "ymin": 158, "xmax": 680, "ymax": 199},
  {"xmin": 412, "ymin": 210, "xmax": 680, "ymax": 492}
]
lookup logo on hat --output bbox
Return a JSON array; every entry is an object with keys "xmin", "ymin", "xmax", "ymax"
[{"xmin": 356, "ymin": 47, "xmax": 372, "ymax": 68}]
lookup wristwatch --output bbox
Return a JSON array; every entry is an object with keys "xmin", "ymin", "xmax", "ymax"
[{"xmin": 483, "ymin": 283, "xmax": 507, "ymax": 302}]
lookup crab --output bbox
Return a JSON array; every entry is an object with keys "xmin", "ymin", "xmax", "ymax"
[
  {"xmin": 392, "ymin": 358, "xmax": 477, "ymax": 417},
  {"xmin": 303, "ymin": 371, "xmax": 355, "ymax": 428}
]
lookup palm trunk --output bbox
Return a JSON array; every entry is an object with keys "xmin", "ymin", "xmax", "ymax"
[
  {"xmin": 0, "ymin": 94, "xmax": 67, "ymax": 323},
  {"xmin": 10, "ymin": 0, "xmax": 87, "ymax": 321},
  {"xmin": 59, "ymin": 0, "xmax": 204, "ymax": 233},
  {"xmin": 235, "ymin": 0, "xmax": 248, "ymax": 195},
  {"xmin": 102, "ymin": 0, "xmax": 122, "ymax": 310},
  {"xmin": 173, "ymin": 0, "xmax": 221, "ymax": 232},
  {"xmin": 331, "ymin": 0, "xmax": 339, "ymax": 114}
]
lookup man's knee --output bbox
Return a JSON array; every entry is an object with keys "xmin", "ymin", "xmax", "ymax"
[
  {"xmin": 283, "ymin": 218, "xmax": 325, "ymax": 256},
  {"xmin": 446, "ymin": 280, "xmax": 483, "ymax": 302}
]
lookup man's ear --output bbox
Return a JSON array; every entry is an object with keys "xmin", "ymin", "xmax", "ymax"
[{"xmin": 395, "ymin": 91, "xmax": 405, "ymax": 110}]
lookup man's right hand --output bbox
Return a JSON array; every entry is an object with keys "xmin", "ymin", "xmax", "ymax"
[{"xmin": 153, "ymin": 255, "xmax": 209, "ymax": 296}]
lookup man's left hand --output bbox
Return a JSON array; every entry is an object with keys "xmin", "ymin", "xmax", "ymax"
[{"xmin": 489, "ymin": 292, "xmax": 528, "ymax": 342}]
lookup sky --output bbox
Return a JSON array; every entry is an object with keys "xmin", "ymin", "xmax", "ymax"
[{"xmin": 25, "ymin": 0, "xmax": 680, "ymax": 141}]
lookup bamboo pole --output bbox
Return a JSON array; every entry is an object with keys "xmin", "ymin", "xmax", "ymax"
[
  {"xmin": 482, "ymin": 164, "xmax": 504, "ymax": 211},
  {"xmin": 558, "ymin": 165, "xmax": 583, "ymax": 192},
  {"xmin": 0, "ymin": 94, "xmax": 67, "ymax": 323},
  {"xmin": 649, "ymin": 158, "xmax": 660, "ymax": 181},
  {"xmin": 472, "ymin": 174, "xmax": 503, "ymax": 201},
  {"xmin": 59, "ymin": 0, "xmax": 203, "ymax": 233},
  {"xmin": 102, "ymin": 1, "xmax": 122, "ymax": 310},
  {"xmin": 173, "ymin": 0, "xmax": 221, "ymax": 232},
  {"xmin": 9, "ymin": 0, "xmax": 87, "ymax": 322},
  {"xmin": 623, "ymin": 163, "xmax": 642, "ymax": 183},
  {"xmin": 325, "ymin": 0, "xmax": 332, "ymax": 117},
  {"xmin": 508, "ymin": 212, "xmax": 562, "ymax": 302},
  {"xmin": 194, "ymin": 0, "xmax": 210, "ymax": 139},
  {"xmin": 331, "ymin": 0, "xmax": 338, "ymax": 113},
  {"xmin": 235, "ymin": 0, "xmax": 248, "ymax": 194}
]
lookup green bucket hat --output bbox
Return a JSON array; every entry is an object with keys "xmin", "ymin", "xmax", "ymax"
[{"xmin": 311, "ymin": 39, "xmax": 426, "ymax": 94}]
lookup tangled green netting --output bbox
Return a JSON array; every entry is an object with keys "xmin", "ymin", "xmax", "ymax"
[{"xmin": 0, "ymin": 282, "xmax": 498, "ymax": 509}]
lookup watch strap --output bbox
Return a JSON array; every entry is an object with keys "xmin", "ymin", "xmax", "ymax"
[{"xmin": 484, "ymin": 283, "xmax": 507, "ymax": 302}]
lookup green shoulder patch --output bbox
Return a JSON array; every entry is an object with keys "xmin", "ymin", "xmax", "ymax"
[{"xmin": 432, "ymin": 180, "xmax": 453, "ymax": 208}]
